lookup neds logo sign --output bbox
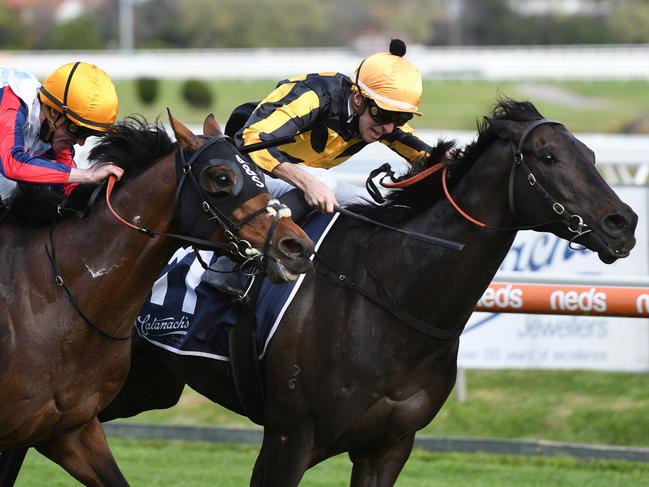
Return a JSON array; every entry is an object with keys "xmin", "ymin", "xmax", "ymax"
[
  {"xmin": 549, "ymin": 288, "xmax": 607, "ymax": 313},
  {"xmin": 478, "ymin": 285, "xmax": 523, "ymax": 309},
  {"xmin": 636, "ymin": 294, "xmax": 649, "ymax": 314}
]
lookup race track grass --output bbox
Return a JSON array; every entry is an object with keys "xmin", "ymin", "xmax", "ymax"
[
  {"xmin": 119, "ymin": 369, "xmax": 649, "ymax": 448},
  {"xmin": 114, "ymin": 79, "xmax": 649, "ymax": 134},
  {"xmin": 16, "ymin": 439, "xmax": 649, "ymax": 487}
]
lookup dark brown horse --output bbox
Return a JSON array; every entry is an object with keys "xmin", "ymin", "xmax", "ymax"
[
  {"xmin": 0, "ymin": 114, "xmax": 313, "ymax": 486},
  {"xmin": 100, "ymin": 100, "xmax": 637, "ymax": 486}
]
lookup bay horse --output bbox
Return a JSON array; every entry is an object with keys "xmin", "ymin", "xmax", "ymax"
[
  {"xmin": 100, "ymin": 100, "xmax": 637, "ymax": 486},
  {"xmin": 0, "ymin": 114, "xmax": 313, "ymax": 486}
]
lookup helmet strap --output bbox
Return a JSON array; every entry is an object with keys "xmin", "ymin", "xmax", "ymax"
[
  {"xmin": 39, "ymin": 104, "xmax": 66, "ymax": 143},
  {"xmin": 354, "ymin": 58, "xmax": 367, "ymax": 88}
]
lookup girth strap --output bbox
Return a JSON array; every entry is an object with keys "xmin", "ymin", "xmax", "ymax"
[{"xmin": 228, "ymin": 277, "xmax": 266, "ymax": 425}]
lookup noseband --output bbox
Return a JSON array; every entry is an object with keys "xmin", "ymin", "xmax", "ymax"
[{"xmin": 173, "ymin": 135, "xmax": 290, "ymax": 263}]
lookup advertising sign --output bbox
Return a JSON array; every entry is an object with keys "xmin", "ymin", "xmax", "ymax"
[{"xmin": 459, "ymin": 187, "xmax": 649, "ymax": 372}]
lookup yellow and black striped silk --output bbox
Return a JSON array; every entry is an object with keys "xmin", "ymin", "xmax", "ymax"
[{"xmin": 235, "ymin": 73, "xmax": 432, "ymax": 173}]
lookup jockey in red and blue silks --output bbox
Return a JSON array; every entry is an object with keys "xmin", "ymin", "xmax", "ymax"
[
  {"xmin": 0, "ymin": 81, "xmax": 76, "ymax": 195},
  {"xmin": 0, "ymin": 64, "xmax": 124, "ymax": 203}
]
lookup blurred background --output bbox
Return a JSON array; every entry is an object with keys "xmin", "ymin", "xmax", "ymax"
[
  {"xmin": 3, "ymin": 0, "xmax": 649, "ymax": 133},
  {"xmin": 4, "ymin": 0, "xmax": 649, "ymax": 50},
  {"xmin": 6, "ymin": 1, "xmax": 649, "ymax": 486}
]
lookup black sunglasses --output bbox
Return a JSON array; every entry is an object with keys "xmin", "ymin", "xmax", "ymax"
[
  {"xmin": 365, "ymin": 99, "xmax": 413, "ymax": 127},
  {"xmin": 67, "ymin": 120, "xmax": 100, "ymax": 138}
]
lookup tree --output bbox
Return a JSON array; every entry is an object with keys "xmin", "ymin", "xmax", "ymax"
[
  {"xmin": 135, "ymin": 0, "xmax": 185, "ymax": 48},
  {"xmin": 135, "ymin": 0, "xmax": 445, "ymax": 48},
  {"xmin": 608, "ymin": 0, "xmax": 649, "ymax": 44},
  {"xmin": 48, "ymin": 14, "xmax": 104, "ymax": 49},
  {"xmin": 0, "ymin": 6, "xmax": 27, "ymax": 49}
]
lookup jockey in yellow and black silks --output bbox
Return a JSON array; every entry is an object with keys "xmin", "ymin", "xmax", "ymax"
[
  {"xmin": 203, "ymin": 39, "xmax": 437, "ymax": 294},
  {"xmin": 232, "ymin": 38, "xmax": 433, "ymax": 214}
]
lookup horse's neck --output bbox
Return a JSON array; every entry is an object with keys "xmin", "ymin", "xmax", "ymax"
[
  {"xmin": 53, "ymin": 155, "xmax": 178, "ymax": 333},
  {"xmin": 351, "ymin": 143, "xmax": 519, "ymax": 340},
  {"xmin": 433, "ymin": 142, "xmax": 516, "ymax": 232}
]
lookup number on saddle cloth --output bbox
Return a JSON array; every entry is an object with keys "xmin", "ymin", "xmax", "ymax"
[{"xmin": 136, "ymin": 212, "xmax": 336, "ymax": 360}]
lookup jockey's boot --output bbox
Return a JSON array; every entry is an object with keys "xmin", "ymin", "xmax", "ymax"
[{"xmin": 200, "ymin": 256, "xmax": 250, "ymax": 296}]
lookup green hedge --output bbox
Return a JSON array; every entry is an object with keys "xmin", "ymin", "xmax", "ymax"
[
  {"xmin": 181, "ymin": 79, "xmax": 214, "ymax": 109},
  {"xmin": 135, "ymin": 77, "xmax": 159, "ymax": 106}
]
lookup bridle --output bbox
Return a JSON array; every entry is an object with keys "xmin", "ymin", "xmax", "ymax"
[
  {"xmin": 106, "ymin": 134, "xmax": 291, "ymax": 267},
  {"xmin": 323, "ymin": 118, "xmax": 595, "ymax": 341},
  {"xmin": 505, "ymin": 118, "xmax": 591, "ymax": 241},
  {"xmin": 379, "ymin": 118, "xmax": 592, "ymax": 246}
]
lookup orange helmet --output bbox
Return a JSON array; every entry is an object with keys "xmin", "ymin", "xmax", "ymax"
[
  {"xmin": 353, "ymin": 39, "xmax": 422, "ymax": 115},
  {"xmin": 38, "ymin": 62, "xmax": 118, "ymax": 132}
]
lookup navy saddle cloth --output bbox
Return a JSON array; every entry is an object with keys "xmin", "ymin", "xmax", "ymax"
[{"xmin": 136, "ymin": 212, "xmax": 337, "ymax": 361}]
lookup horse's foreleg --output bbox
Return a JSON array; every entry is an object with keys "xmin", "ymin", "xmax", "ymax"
[
  {"xmin": 349, "ymin": 433, "xmax": 415, "ymax": 487},
  {"xmin": 0, "ymin": 447, "xmax": 29, "ymax": 486},
  {"xmin": 250, "ymin": 428, "xmax": 313, "ymax": 487},
  {"xmin": 35, "ymin": 418, "xmax": 129, "ymax": 487}
]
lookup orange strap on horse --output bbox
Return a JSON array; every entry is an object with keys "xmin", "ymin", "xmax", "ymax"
[
  {"xmin": 106, "ymin": 175, "xmax": 156, "ymax": 237},
  {"xmin": 440, "ymin": 167, "xmax": 488, "ymax": 228},
  {"xmin": 381, "ymin": 162, "xmax": 488, "ymax": 228},
  {"xmin": 381, "ymin": 162, "xmax": 445, "ymax": 188}
]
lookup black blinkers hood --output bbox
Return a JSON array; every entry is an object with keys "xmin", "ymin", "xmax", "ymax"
[{"xmin": 174, "ymin": 135, "xmax": 268, "ymax": 238}]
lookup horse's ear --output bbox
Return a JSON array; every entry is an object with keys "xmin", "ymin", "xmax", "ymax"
[
  {"xmin": 489, "ymin": 118, "xmax": 525, "ymax": 142},
  {"xmin": 203, "ymin": 113, "xmax": 223, "ymax": 136},
  {"xmin": 167, "ymin": 108, "xmax": 201, "ymax": 150}
]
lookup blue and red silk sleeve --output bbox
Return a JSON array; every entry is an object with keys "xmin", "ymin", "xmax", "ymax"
[{"xmin": 0, "ymin": 86, "xmax": 77, "ymax": 193}]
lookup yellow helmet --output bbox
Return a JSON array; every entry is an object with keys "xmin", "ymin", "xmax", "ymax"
[
  {"xmin": 38, "ymin": 62, "xmax": 118, "ymax": 132},
  {"xmin": 354, "ymin": 39, "xmax": 422, "ymax": 115}
]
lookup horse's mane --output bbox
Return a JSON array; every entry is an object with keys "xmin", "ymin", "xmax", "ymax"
[
  {"xmin": 5, "ymin": 115, "xmax": 175, "ymax": 227},
  {"xmin": 348, "ymin": 98, "xmax": 544, "ymax": 225},
  {"xmin": 89, "ymin": 115, "xmax": 175, "ymax": 179}
]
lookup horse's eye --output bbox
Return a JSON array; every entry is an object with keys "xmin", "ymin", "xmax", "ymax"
[
  {"xmin": 200, "ymin": 167, "xmax": 235, "ymax": 194},
  {"xmin": 542, "ymin": 153, "xmax": 556, "ymax": 163},
  {"xmin": 214, "ymin": 174, "xmax": 231, "ymax": 186}
]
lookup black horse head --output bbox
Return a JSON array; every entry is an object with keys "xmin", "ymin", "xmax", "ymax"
[{"xmin": 358, "ymin": 99, "xmax": 637, "ymax": 264}]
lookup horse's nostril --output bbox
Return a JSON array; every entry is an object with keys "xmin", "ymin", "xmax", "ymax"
[
  {"xmin": 280, "ymin": 238, "xmax": 310, "ymax": 257},
  {"xmin": 602, "ymin": 213, "xmax": 629, "ymax": 236}
]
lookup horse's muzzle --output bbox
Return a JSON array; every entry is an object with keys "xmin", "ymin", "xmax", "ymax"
[
  {"xmin": 593, "ymin": 207, "xmax": 638, "ymax": 263},
  {"xmin": 265, "ymin": 235, "xmax": 314, "ymax": 284},
  {"xmin": 601, "ymin": 211, "xmax": 637, "ymax": 239}
]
